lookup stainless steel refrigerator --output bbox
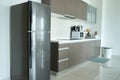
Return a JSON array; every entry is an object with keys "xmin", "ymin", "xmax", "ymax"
[{"xmin": 10, "ymin": 1, "xmax": 50, "ymax": 80}]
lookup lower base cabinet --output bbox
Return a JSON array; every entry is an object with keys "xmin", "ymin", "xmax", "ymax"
[
  {"xmin": 50, "ymin": 43, "xmax": 70, "ymax": 72},
  {"xmin": 58, "ymin": 60, "xmax": 69, "ymax": 71},
  {"xmin": 69, "ymin": 40, "xmax": 101, "ymax": 67},
  {"xmin": 51, "ymin": 40, "xmax": 101, "ymax": 72}
]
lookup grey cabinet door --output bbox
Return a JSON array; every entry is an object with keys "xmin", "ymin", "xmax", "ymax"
[
  {"xmin": 69, "ymin": 43, "xmax": 79, "ymax": 67},
  {"xmin": 51, "ymin": 0, "xmax": 65, "ymax": 15},
  {"xmin": 69, "ymin": 42, "xmax": 88, "ymax": 67},
  {"xmin": 69, "ymin": 40, "xmax": 101, "ymax": 67},
  {"xmin": 51, "ymin": 0, "xmax": 75, "ymax": 16},
  {"xmin": 64, "ymin": 0, "xmax": 76, "ymax": 16},
  {"xmin": 51, "ymin": 0, "xmax": 89, "ymax": 20},
  {"xmin": 75, "ymin": 0, "xmax": 87, "ymax": 20},
  {"xmin": 58, "ymin": 60, "xmax": 69, "ymax": 71},
  {"xmin": 58, "ymin": 44, "xmax": 70, "ymax": 71},
  {"xmin": 59, "ymin": 49, "xmax": 69, "ymax": 60},
  {"xmin": 51, "ymin": 42, "xmax": 70, "ymax": 72},
  {"xmin": 86, "ymin": 41, "xmax": 96, "ymax": 60}
]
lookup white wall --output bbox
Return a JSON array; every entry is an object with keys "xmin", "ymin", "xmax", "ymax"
[
  {"xmin": 102, "ymin": 0, "xmax": 120, "ymax": 55},
  {"xmin": 51, "ymin": 14, "xmax": 90, "ymax": 39},
  {"xmin": 0, "ymin": 0, "xmax": 42, "ymax": 80},
  {"xmin": 51, "ymin": 0, "xmax": 103, "ymax": 40},
  {"xmin": 0, "ymin": 4, "xmax": 10, "ymax": 80}
]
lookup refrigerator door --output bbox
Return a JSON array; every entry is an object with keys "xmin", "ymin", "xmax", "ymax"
[
  {"xmin": 28, "ymin": 2, "xmax": 50, "ymax": 32},
  {"xmin": 36, "ymin": 32, "xmax": 50, "ymax": 80},
  {"xmin": 29, "ymin": 2, "xmax": 50, "ymax": 80}
]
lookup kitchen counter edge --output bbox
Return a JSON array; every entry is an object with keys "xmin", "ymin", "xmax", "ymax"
[{"xmin": 51, "ymin": 38, "xmax": 101, "ymax": 44}]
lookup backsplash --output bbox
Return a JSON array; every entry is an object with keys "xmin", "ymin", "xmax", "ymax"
[{"xmin": 51, "ymin": 13, "xmax": 101, "ymax": 40}]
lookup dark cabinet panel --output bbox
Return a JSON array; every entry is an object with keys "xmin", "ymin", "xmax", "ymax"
[{"xmin": 50, "ymin": 42, "xmax": 58, "ymax": 72}]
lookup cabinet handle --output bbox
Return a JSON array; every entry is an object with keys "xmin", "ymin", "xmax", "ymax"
[
  {"xmin": 58, "ymin": 47, "xmax": 69, "ymax": 51},
  {"xmin": 64, "ymin": 14, "xmax": 76, "ymax": 19},
  {"xmin": 58, "ymin": 58, "xmax": 69, "ymax": 63}
]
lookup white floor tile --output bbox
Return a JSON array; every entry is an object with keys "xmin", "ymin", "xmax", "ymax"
[{"xmin": 50, "ymin": 55, "xmax": 120, "ymax": 80}]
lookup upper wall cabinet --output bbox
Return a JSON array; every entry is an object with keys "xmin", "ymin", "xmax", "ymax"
[
  {"xmin": 42, "ymin": 0, "xmax": 50, "ymax": 5},
  {"xmin": 51, "ymin": 0, "xmax": 66, "ymax": 15},
  {"xmin": 75, "ymin": 0, "xmax": 87, "ymax": 20},
  {"xmin": 51, "ymin": 0, "xmax": 86, "ymax": 19},
  {"xmin": 51, "ymin": 0, "xmax": 76, "ymax": 17},
  {"xmin": 64, "ymin": 0, "xmax": 76, "ymax": 16},
  {"xmin": 87, "ymin": 5, "xmax": 97, "ymax": 24},
  {"xmin": 51, "ymin": 0, "xmax": 97, "ymax": 24}
]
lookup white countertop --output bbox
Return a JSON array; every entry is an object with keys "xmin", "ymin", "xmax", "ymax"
[{"xmin": 51, "ymin": 38, "xmax": 101, "ymax": 44}]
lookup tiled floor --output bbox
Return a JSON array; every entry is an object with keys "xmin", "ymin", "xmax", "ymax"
[{"xmin": 50, "ymin": 55, "xmax": 120, "ymax": 80}]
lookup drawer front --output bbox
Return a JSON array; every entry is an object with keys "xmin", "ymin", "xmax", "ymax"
[
  {"xmin": 58, "ymin": 59, "xmax": 69, "ymax": 72},
  {"xmin": 59, "ymin": 44, "xmax": 69, "ymax": 48},
  {"xmin": 59, "ymin": 47, "xmax": 69, "ymax": 60}
]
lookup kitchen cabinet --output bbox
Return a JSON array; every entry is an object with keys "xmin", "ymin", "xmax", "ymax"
[
  {"xmin": 42, "ymin": 0, "xmax": 50, "ymax": 5},
  {"xmin": 51, "ymin": 0, "xmax": 65, "ymax": 15},
  {"xmin": 75, "ymin": 0, "xmax": 87, "ymax": 20},
  {"xmin": 91, "ymin": 6, "xmax": 97, "ymax": 24},
  {"xmin": 51, "ymin": 42, "xmax": 70, "ymax": 72},
  {"xmin": 64, "ymin": 0, "xmax": 76, "ymax": 17},
  {"xmin": 51, "ymin": 0, "xmax": 75, "ymax": 16},
  {"xmin": 87, "ymin": 5, "xmax": 97, "ymax": 24},
  {"xmin": 51, "ymin": 40, "xmax": 101, "ymax": 72},
  {"xmin": 69, "ymin": 40, "xmax": 101, "ymax": 67},
  {"xmin": 69, "ymin": 41, "xmax": 95, "ymax": 67},
  {"xmin": 95, "ymin": 40, "xmax": 101, "ymax": 57},
  {"xmin": 51, "ymin": 0, "xmax": 97, "ymax": 23},
  {"xmin": 51, "ymin": 0, "xmax": 87, "ymax": 20},
  {"xmin": 69, "ymin": 42, "xmax": 88, "ymax": 67}
]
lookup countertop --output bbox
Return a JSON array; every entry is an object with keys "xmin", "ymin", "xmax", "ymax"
[{"xmin": 51, "ymin": 38, "xmax": 101, "ymax": 44}]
